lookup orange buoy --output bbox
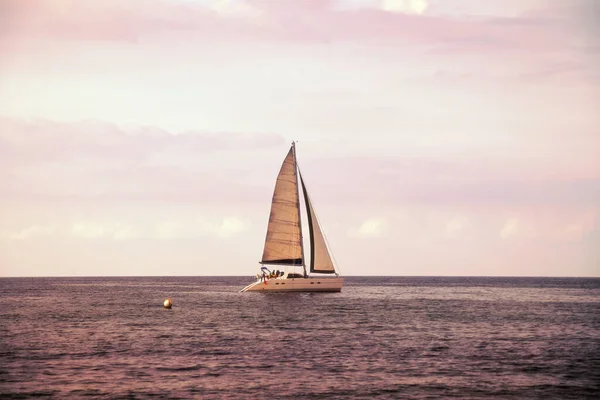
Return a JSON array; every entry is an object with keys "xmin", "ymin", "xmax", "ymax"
[{"xmin": 163, "ymin": 298, "xmax": 172, "ymax": 309}]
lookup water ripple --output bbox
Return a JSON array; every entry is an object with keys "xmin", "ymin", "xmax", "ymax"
[{"xmin": 1, "ymin": 276, "xmax": 599, "ymax": 399}]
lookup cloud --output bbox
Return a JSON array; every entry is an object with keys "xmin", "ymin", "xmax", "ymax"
[
  {"xmin": 499, "ymin": 216, "xmax": 541, "ymax": 240},
  {"xmin": 211, "ymin": 0, "xmax": 263, "ymax": 18},
  {"xmin": 558, "ymin": 211, "xmax": 598, "ymax": 243},
  {"xmin": 152, "ymin": 216, "xmax": 251, "ymax": 239},
  {"xmin": 445, "ymin": 216, "xmax": 466, "ymax": 239},
  {"xmin": 70, "ymin": 223, "xmax": 108, "ymax": 239},
  {"xmin": 348, "ymin": 217, "xmax": 388, "ymax": 237},
  {"xmin": 246, "ymin": 0, "xmax": 335, "ymax": 14},
  {"xmin": 0, "ymin": 0, "xmax": 581, "ymax": 54},
  {"xmin": 70, "ymin": 221, "xmax": 145, "ymax": 240},
  {"xmin": 217, "ymin": 216, "xmax": 250, "ymax": 237},
  {"xmin": 497, "ymin": 211, "xmax": 599, "ymax": 243},
  {"xmin": 300, "ymin": 156, "xmax": 600, "ymax": 208},
  {"xmin": 0, "ymin": 216, "xmax": 251, "ymax": 241},
  {"xmin": 381, "ymin": 0, "xmax": 428, "ymax": 15},
  {"xmin": 144, "ymin": 216, "xmax": 251, "ymax": 239},
  {"xmin": 500, "ymin": 217, "xmax": 520, "ymax": 239},
  {"xmin": 0, "ymin": 221, "xmax": 144, "ymax": 241},
  {"xmin": 0, "ymin": 118, "xmax": 285, "ymax": 203},
  {"xmin": 0, "ymin": 118, "xmax": 283, "ymax": 165},
  {"xmin": 0, "ymin": 0, "xmax": 225, "ymax": 42},
  {"xmin": 0, "ymin": 225, "xmax": 56, "ymax": 240}
]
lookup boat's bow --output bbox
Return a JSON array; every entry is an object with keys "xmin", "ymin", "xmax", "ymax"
[{"xmin": 240, "ymin": 280, "xmax": 262, "ymax": 292}]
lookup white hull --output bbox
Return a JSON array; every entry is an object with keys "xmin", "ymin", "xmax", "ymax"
[{"xmin": 240, "ymin": 277, "xmax": 344, "ymax": 293}]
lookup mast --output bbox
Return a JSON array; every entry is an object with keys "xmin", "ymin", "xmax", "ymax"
[{"xmin": 291, "ymin": 141, "xmax": 307, "ymax": 278}]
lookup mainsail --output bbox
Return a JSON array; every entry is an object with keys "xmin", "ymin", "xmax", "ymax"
[
  {"xmin": 260, "ymin": 146, "xmax": 303, "ymax": 265},
  {"xmin": 300, "ymin": 173, "xmax": 336, "ymax": 274}
]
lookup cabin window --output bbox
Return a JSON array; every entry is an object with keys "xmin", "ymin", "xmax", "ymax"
[{"xmin": 310, "ymin": 282, "xmax": 314, "ymax": 284}]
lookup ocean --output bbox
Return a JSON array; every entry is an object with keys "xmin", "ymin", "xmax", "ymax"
[{"xmin": 1, "ymin": 276, "xmax": 599, "ymax": 399}]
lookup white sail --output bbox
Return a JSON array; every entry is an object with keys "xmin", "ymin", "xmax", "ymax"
[
  {"xmin": 300, "ymin": 173, "xmax": 336, "ymax": 274},
  {"xmin": 260, "ymin": 146, "xmax": 303, "ymax": 265}
]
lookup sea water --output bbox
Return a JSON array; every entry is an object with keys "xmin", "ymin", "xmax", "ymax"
[{"xmin": 1, "ymin": 276, "xmax": 599, "ymax": 399}]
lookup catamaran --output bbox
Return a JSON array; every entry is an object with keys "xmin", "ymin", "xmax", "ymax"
[{"xmin": 240, "ymin": 142, "xmax": 344, "ymax": 292}]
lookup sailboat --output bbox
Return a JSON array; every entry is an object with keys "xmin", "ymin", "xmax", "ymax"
[{"xmin": 240, "ymin": 142, "xmax": 344, "ymax": 292}]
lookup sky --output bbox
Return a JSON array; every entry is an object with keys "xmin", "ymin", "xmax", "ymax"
[{"xmin": 0, "ymin": 0, "xmax": 598, "ymax": 277}]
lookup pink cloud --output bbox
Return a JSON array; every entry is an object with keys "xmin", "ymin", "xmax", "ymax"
[
  {"xmin": 298, "ymin": 155, "xmax": 600, "ymax": 208},
  {"xmin": 5, "ymin": 117, "xmax": 595, "ymax": 214},
  {"xmin": 0, "ymin": 0, "xmax": 582, "ymax": 53},
  {"xmin": 0, "ymin": 117, "xmax": 283, "ymax": 162},
  {"xmin": 7, "ymin": 117, "xmax": 592, "ymax": 210},
  {"xmin": 0, "ymin": 118, "xmax": 284, "ymax": 204},
  {"xmin": 246, "ymin": 0, "xmax": 335, "ymax": 13},
  {"xmin": 2, "ymin": 0, "xmax": 593, "ymax": 90}
]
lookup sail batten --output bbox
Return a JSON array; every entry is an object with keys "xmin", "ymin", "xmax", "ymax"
[
  {"xmin": 261, "ymin": 258, "xmax": 303, "ymax": 265},
  {"xmin": 260, "ymin": 147, "xmax": 303, "ymax": 265},
  {"xmin": 300, "ymin": 173, "xmax": 336, "ymax": 274}
]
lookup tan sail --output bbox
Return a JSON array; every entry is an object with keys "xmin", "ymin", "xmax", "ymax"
[
  {"xmin": 260, "ymin": 146, "xmax": 303, "ymax": 265},
  {"xmin": 300, "ymin": 173, "xmax": 336, "ymax": 274}
]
